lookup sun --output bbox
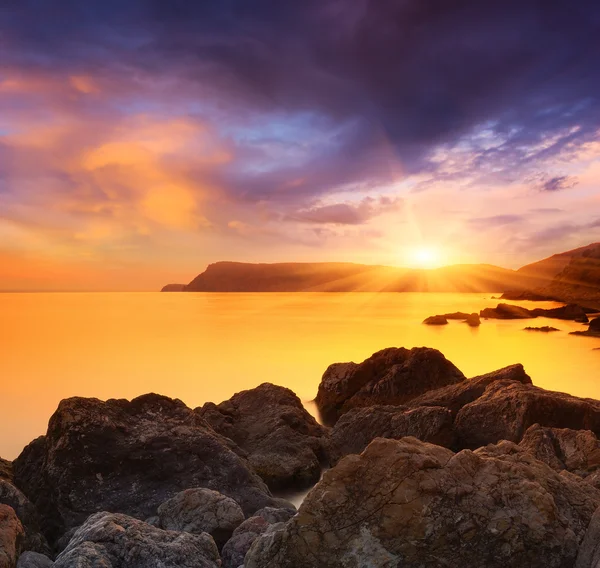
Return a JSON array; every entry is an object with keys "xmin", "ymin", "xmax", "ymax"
[{"xmin": 408, "ymin": 245, "xmax": 442, "ymax": 268}]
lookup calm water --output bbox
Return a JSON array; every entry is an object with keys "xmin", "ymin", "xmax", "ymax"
[{"xmin": 1, "ymin": 292, "xmax": 599, "ymax": 460}]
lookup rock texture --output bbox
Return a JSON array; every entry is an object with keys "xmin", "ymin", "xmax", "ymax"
[
  {"xmin": 455, "ymin": 380, "xmax": 600, "ymax": 449},
  {"xmin": 53, "ymin": 512, "xmax": 220, "ymax": 568},
  {"xmin": 0, "ymin": 462, "xmax": 11, "ymax": 484},
  {"xmin": 13, "ymin": 394, "xmax": 283, "ymax": 545},
  {"xmin": 157, "ymin": 488, "xmax": 245, "ymax": 549},
  {"xmin": 16, "ymin": 552, "xmax": 53, "ymax": 568},
  {"xmin": 0, "ymin": 505, "xmax": 23, "ymax": 568},
  {"xmin": 576, "ymin": 506, "xmax": 600, "ymax": 568},
  {"xmin": 221, "ymin": 508, "xmax": 295, "ymax": 568},
  {"xmin": 0, "ymin": 481, "xmax": 49, "ymax": 555},
  {"xmin": 409, "ymin": 364, "xmax": 532, "ymax": 416},
  {"xmin": 245, "ymin": 437, "xmax": 600, "ymax": 568},
  {"xmin": 315, "ymin": 347, "xmax": 466, "ymax": 424},
  {"xmin": 327, "ymin": 405, "xmax": 454, "ymax": 464},
  {"xmin": 199, "ymin": 383, "xmax": 327, "ymax": 490},
  {"xmin": 519, "ymin": 424, "xmax": 600, "ymax": 478}
]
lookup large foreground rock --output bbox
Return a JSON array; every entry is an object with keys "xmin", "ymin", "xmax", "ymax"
[
  {"xmin": 327, "ymin": 405, "xmax": 454, "ymax": 464},
  {"xmin": 0, "ymin": 504, "xmax": 23, "ymax": 568},
  {"xmin": 157, "ymin": 488, "xmax": 245, "ymax": 549},
  {"xmin": 199, "ymin": 383, "xmax": 328, "ymax": 490},
  {"xmin": 315, "ymin": 347, "xmax": 466, "ymax": 424},
  {"xmin": 455, "ymin": 380, "xmax": 600, "ymax": 449},
  {"xmin": 54, "ymin": 512, "xmax": 220, "ymax": 568},
  {"xmin": 409, "ymin": 363, "xmax": 532, "ymax": 415},
  {"xmin": 16, "ymin": 552, "xmax": 53, "ymax": 568},
  {"xmin": 245, "ymin": 437, "xmax": 600, "ymax": 568},
  {"xmin": 13, "ymin": 394, "xmax": 284, "ymax": 545},
  {"xmin": 577, "ymin": 506, "xmax": 600, "ymax": 568}
]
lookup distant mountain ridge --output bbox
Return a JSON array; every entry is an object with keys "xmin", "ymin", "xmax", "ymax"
[{"xmin": 162, "ymin": 243, "xmax": 600, "ymax": 302}]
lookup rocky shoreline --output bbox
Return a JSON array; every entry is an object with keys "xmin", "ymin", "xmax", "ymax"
[{"xmin": 3, "ymin": 348, "xmax": 600, "ymax": 566}]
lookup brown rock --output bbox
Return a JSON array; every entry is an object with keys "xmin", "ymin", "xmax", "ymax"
[
  {"xmin": 480, "ymin": 303, "xmax": 533, "ymax": 319},
  {"xmin": 198, "ymin": 383, "xmax": 327, "ymax": 491},
  {"xmin": 245, "ymin": 437, "xmax": 600, "ymax": 568},
  {"xmin": 0, "ymin": 505, "xmax": 24, "ymax": 568},
  {"xmin": 524, "ymin": 326, "xmax": 560, "ymax": 332},
  {"xmin": 455, "ymin": 381, "xmax": 600, "ymax": 449},
  {"xmin": 327, "ymin": 405, "xmax": 454, "ymax": 464},
  {"xmin": 315, "ymin": 347, "xmax": 466, "ymax": 425},
  {"xmin": 571, "ymin": 316, "xmax": 600, "ymax": 337},
  {"xmin": 465, "ymin": 312, "xmax": 481, "ymax": 326},
  {"xmin": 0, "ymin": 462, "xmax": 11, "ymax": 484},
  {"xmin": 422, "ymin": 315, "xmax": 448, "ymax": 325}
]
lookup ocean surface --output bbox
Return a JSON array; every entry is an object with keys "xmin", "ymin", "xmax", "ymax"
[{"xmin": 2, "ymin": 292, "xmax": 600, "ymax": 460}]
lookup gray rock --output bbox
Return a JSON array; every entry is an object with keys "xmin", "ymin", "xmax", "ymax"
[
  {"xmin": 199, "ymin": 383, "xmax": 328, "ymax": 490},
  {"xmin": 54, "ymin": 512, "xmax": 219, "ymax": 568},
  {"xmin": 327, "ymin": 405, "xmax": 454, "ymax": 464},
  {"xmin": 16, "ymin": 552, "xmax": 53, "ymax": 568},
  {"xmin": 578, "ymin": 506, "xmax": 600, "ymax": 568},
  {"xmin": 158, "ymin": 488, "xmax": 245, "ymax": 549},
  {"xmin": 315, "ymin": 347, "xmax": 466, "ymax": 424},
  {"xmin": 0, "ymin": 504, "xmax": 23, "ymax": 568},
  {"xmin": 245, "ymin": 437, "xmax": 600, "ymax": 568},
  {"xmin": 13, "ymin": 394, "xmax": 282, "ymax": 546}
]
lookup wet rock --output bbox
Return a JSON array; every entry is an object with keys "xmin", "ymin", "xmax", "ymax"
[
  {"xmin": 409, "ymin": 364, "xmax": 532, "ymax": 416},
  {"xmin": 13, "ymin": 394, "xmax": 282, "ymax": 545},
  {"xmin": 221, "ymin": 508, "xmax": 295, "ymax": 568},
  {"xmin": 465, "ymin": 312, "xmax": 481, "ymax": 326},
  {"xmin": 0, "ymin": 504, "xmax": 23, "ymax": 568},
  {"xmin": 524, "ymin": 326, "xmax": 560, "ymax": 332},
  {"xmin": 0, "ymin": 481, "xmax": 49, "ymax": 555},
  {"xmin": 519, "ymin": 424, "xmax": 600, "ymax": 478},
  {"xmin": 199, "ymin": 383, "xmax": 328, "ymax": 490},
  {"xmin": 571, "ymin": 317, "xmax": 600, "ymax": 337},
  {"xmin": 455, "ymin": 380, "xmax": 600, "ymax": 449},
  {"xmin": 16, "ymin": 552, "xmax": 53, "ymax": 568},
  {"xmin": 245, "ymin": 437, "xmax": 600, "ymax": 568},
  {"xmin": 422, "ymin": 315, "xmax": 448, "ymax": 325},
  {"xmin": 53, "ymin": 512, "xmax": 220, "ymax": 568},
  {"xmin": 327, "ymin": 405, "xmax": 454, "ymax": 464},
  {"xmin": 315, "ymin": 347, "xmax": 466, "ymax": 425},
  {"xmin": 157, "ymin": 488, "xmax": 245, "ymax": 549},
  {"xmin": 480, "ymin": 303, "xmax": 533, "ymax": 319}
]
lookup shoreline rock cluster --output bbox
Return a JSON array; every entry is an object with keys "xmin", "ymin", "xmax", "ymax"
[{"xmin": 4, "ymin": 347, "xmax": 600, "ymax": 566}]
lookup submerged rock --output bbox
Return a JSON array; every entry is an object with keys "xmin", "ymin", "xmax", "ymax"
[
  {"xmin": 157, "ymin": 488, "xmax": 245, "ymax": 549},
  {"xmin": 422, "ymin": 315, "xmax": 448, "ymax": 325},
  {"xmin": 245, "ymin": 437, "xmax": 600, "ymax": 568},
  {"xmin": 53, "ymin": 512, "xmax": 220, "ymax": 568},
  {"xmin": 315, "ymin": 347, "xmax": 466, "ymax": 424},
  {"xmin": 465, "ymin": 312, "xmax": 481, "ymax": 326},
  {"xmin": 199, "ymin": 383, "xmax": 327, "ymax": 491},
  {"xmin": 327, "ymin": 405, "xmax": 454, "ymax": 464},
  {"xmin": 0, "ymin": 504, "xmax": 23, "ymax": 568},
  {"xmin": 221, "ymin": 507, "xmax": 295, "ymax": 568},
  {"xmin": 409, "ymin": 364, "xmax": 532, "ymax": 416},
  {"xmin": 455, "ymin": 380, "xmax": 600, "ymax": 449},
  {"xmin": 524, "ymin": 326, "xmax": 560, "ymax": 332},
  {"xmin": 16, "ymin": 552, "xmax": 53, "ymax": 568},
  {"xmin": 13, "ymin": 394, "xmax": 283, "ymax": 545}
]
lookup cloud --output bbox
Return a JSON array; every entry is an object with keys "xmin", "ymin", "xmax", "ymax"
[
  {"xmin": 539, "ymin": 175, "xmax": 579, "ymax": 192},
  {"xmin": 468, "ymin": 214, "xmax": 524, "ymax": 230}
]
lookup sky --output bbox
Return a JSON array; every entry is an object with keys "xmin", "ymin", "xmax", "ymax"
[{"xmin": 1, "ymin": 0, "xmax": 600, "ymax": 290}]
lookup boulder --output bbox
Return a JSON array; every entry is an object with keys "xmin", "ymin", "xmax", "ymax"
[
  {"xmin": 157, "ymin": 488, "xmax": 245, "ymax": 549},
  {"xmin": 576, "ymin": 506, "xmax": 600, "ymax": 568},
  {"xmin": 198, "ymin": 383, "xmax": 328, "ymax": 490},
  {"xmin": 480, "ymin": 303, "xmax": 533, "ymax": 319},
  {"xmin": 455, "ymin": 380, "xmax": 600, "ymax": 449},
  {"xmin": 571, "ymin": 317, "xmax": 600, "ymax": 337},
  {"xmin": 443, "ymin": 312, "xmax": 471, "ymax": 320},
  {"xmin": 13, "ymin": 394, "xmax": 284, "ymax": 545},
  {"xmin": 519, "ymin": 424, "xmax": 600, "ymax": 478},
  {"xmin": 531, "ymin": 304, "xmax": 591, "ymax": 320},
  {"xmin": 327, "ymin": 405, "xmax": 454, "ymax": 464},
  {"xmin": 465, "ymin": 312, "xmax": 481, "ymax": 326},
  {"xmin": 315, "ymin": 347, "xmax": 466, "ymax": 425},
  {"xmin": 245, "ymin": 437, "xmax": 600, "ymax": 568},
  {"xmin": 221, "ymin": 508, "xmax": 295, "ymax": 568},
  {"xmin": 53, "ymin": 512, "xmax": 220, "ymax": 568},
  {"xmin": 0, "ymin": 505, "xmax": 23, "ymax": 568},
  {"xmin": 16, "ymin": 552, "xmax": 53, "ymax": 568},
  {"xmin": 0, "ymin": 462, "xmax": 11, "ymax": 484},
  {"xmin": 409, "ymin": 364, "xmax": 532, "ymax": 416},
  {"xmin": 422, "ymin": 315, "xmax": 448, "ymax": 325},
  {"xmin": 0, "ymin": 481, "xmax": 49, "ymax": 555}
]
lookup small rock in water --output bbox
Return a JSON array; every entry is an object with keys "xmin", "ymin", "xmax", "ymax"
[
  {"xmin": 422, "ymin": 315, "xmax": 448, "ymax": 325},
  {"xmin": 465, "ymin": 312, "xmax": 481, "ymax": 326},
  {"xmin": 524, "ymin": 326, "xmax": 560, "ymax": 332}
]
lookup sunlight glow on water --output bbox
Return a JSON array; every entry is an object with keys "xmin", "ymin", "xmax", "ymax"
[{"xmin": 1, "ymin": 292, "xmax": 599, "ymax": 459}]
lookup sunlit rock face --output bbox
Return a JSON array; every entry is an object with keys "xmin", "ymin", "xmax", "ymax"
[
  {"xmin": 0, "ymin": 504, "xmax": 24, "ymax": 568},
  {"xmin": 198, "ymin": 383, "xmax": 329, "ymax": 491},
  {"xmin": 53, "ymin": 512, "xmax": 220, "ymax": 568},
  {"xmin": 315, "ymin": 347, "xmax": 466, "ymax": 425},
  {"xmin": 12, "ymin": 394, "xmax": 285, "ymax": 546},
  {"xmin": 245, "ymin": 437, "xmax": 600, "ymax": 568}
]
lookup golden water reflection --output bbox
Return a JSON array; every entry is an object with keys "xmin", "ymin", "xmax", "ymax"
[{"xmin": 1, "ymin": 292, "xmax": 599, "ymax": 459}]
